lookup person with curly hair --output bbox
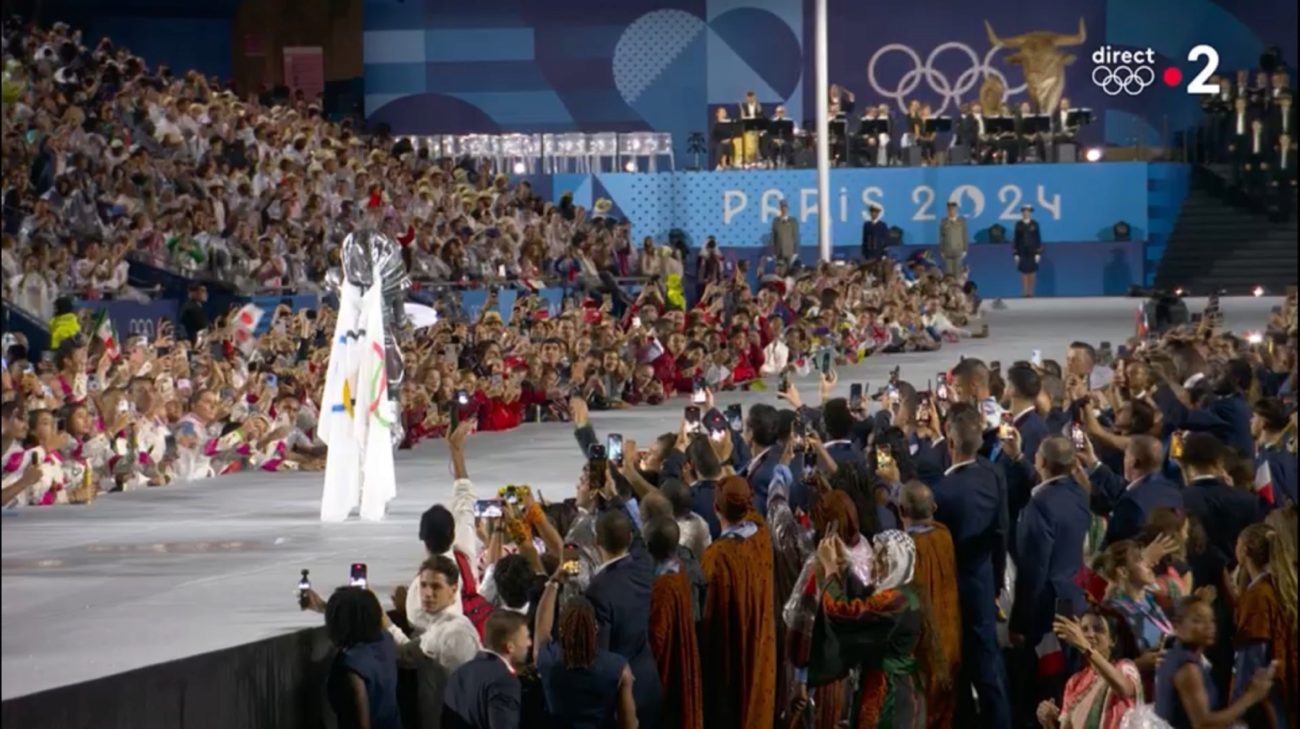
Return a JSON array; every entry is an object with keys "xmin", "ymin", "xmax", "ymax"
[
  {"xmin": 533, "ymin": 565, "xmax": 636, "ymax": 729},
  {"xmin": 1232, "ymin": 523, "xmax": 1297, "ymax": 729}
]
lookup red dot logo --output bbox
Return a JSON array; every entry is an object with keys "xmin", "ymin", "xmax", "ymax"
[{"xmin": 1163, "ymin": 67, "xmax": 1183, "ymax": 87}]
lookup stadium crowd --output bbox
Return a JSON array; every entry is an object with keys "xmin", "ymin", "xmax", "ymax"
[
  {"xmin": 3, "ymin": 15, "xmax": 1300, "ymax": 729},
  {"xmin": 298, "ymin": 293, "xmax": 1298, "ymax": 729},
  {"xmin": 0, "ymin": 18, "xmax": 986, "ymax": 508}
]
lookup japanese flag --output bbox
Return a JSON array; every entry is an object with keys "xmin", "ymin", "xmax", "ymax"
[{"xmin": 232, "ymin": 304, "xmax": 264, "ymax": 354}]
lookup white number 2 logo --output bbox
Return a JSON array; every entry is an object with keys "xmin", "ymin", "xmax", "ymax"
[{"xmin": 1187, "ymin": 45, "xmax": 1220, "ymax": 95}]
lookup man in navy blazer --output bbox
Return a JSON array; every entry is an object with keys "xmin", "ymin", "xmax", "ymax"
[
  {"xmin": 932, "ymin": 404, "xmax": 1011, "ymax": 729},
  {"xmin": 1100, "ymin": 435, "xmax": 1184, "ymax": 547},
  {"xmin": 585, "ymin": 510, "xmax": 662, "ymax": 727},
  {"xmin": 1011, "ymin": 436, "xmax": 1091, "ymax": 642},
  {"xmin": 1003, "ymin": 365, "xmax": 1050, "ymax": 547},
  {"xmin": 1180, "ymin": 360, "xmax": 1256, "ymax": 458},
  {"xmin": 740, "ymin": 403, "xmax": 784, "ymax": 513},
  {"xmin": 1180, "ymin": 433, "xmax": 1267, "ymax": 565},
  {"xmin": 822, "ymin": 397, "xmax": 868, "ymax": 470},
  {"xmin": 442, "ymin": 612, "xmax": 529, "ymax": 729}
]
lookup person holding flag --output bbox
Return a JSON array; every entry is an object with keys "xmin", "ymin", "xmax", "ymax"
[{"xmin": 1252, "ymin": 397, "xmax": 1297, "ymax": 506}]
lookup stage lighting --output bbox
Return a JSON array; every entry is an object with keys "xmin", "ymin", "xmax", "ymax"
[
  {"xmin": 512, "ymin": 161, "xmax": 526, "ymax": 175},
  {"xmin": 1085, "ymin": 148, "xmax": 1104, "ymax": 162},
  {"xmin": 1246, "ymin": 331, "xmax": 1264, "ymax": 345},
  {"xmin": 624, "ymin": 160, "xmax": 637, "ymax": 172},
  {"xmin": 1252, "ymin": 285, "xmax": 1265, "ymax": 297}
]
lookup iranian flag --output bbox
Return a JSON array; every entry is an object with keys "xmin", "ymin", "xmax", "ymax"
[{"xmin": 92, "ymin": 308, "xmax": 118, "ymax": 356}]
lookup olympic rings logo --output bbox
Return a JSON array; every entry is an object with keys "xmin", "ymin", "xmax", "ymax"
[
  {"xmin": 867, "ymin": 42, "xmax": 1027, "ymax": 115},
  {"xmin": 1090, "ymin": 65, "xmax": 1155, "ymax": 96}
]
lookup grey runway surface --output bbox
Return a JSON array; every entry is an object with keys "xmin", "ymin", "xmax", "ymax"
[{"xmin": 0, "ymin": 296, "xmax": 1279, "ymax": 700}]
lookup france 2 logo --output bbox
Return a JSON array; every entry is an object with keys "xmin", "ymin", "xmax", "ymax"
[{"xmin": 1091, "ymin": 44, "xmax": 1221, "ymax": 96}]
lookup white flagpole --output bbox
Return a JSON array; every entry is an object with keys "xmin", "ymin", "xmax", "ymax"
[{"xmin": 815, "ymin": 0, "xmax": 831, "ymax": 262}]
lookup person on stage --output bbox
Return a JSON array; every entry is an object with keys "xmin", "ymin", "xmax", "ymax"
[
  {"xmin": 738, "ymin": 91, "xmax": 765, "ymax": 167},
  {"xmin": 767, "ymin": 105, "xmax": 796, "ymax": 168},
  {"xmin": 1013, "ymin": 205, "xmax": 1044, "ymax": 297},
  {"xmin": 771, "ymin": 199, "xmax": 800, "ymax": 269},
  {"xmin": 862, "ymin": 203, "xmax": 890, "ymax": 264},
  {"xmin": 712, "ymin": 106, "xmax": 738, "ymax": 169}
]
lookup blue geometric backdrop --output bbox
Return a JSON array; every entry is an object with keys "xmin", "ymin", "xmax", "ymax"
[{"xmin": 364, "ymin": 0, "xmax": 1296, "ymax": 155}]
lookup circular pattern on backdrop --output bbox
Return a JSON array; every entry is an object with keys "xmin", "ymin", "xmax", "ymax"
[{"xmin": 613, "ymin": 9, "xmax": 708, "ymax": 105}]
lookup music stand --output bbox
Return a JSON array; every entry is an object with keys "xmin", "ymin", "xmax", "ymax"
[
  {"xmin": 770, "ymin": 120, "xmax": 795, "ymax": 168},
  {"xmin": 859, "ymin": 119, "xmax": 888, "ymax": 137},
  {"xmin": 924, "ymin": 117, "xmax": 953, "ymax": 135},
  {"xmin": 986, "ymin": 116, "xmax": 1015, "ymax": 137},
  {"xmin": 1066, "ymin": 109, "xmax": 1094, "ymax": 128},
  {"xmin": 1025, "ymin": 115, "xmax": 1051, "ymax": 135},
  {"xmin": 741, "ymin": 117, "xmax": 767, "ymax": 166}
]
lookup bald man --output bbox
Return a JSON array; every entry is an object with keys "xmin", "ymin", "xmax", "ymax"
[
  {"xmin": 1009, "ymin": 436, "xmax": 1091, "ymax": 722},
  {"xmin": 901, "ymin": 481, "xmax": 961, "ymax": 729},
  {"xmin": 1100, "ymin": 435, "xmax": 1183, "ymax": 547}
]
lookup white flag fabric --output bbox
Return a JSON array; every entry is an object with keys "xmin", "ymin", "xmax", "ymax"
[
  {"xmin": 319, "ymin": 284, "xmax": 362, "ymax": 522},
  {"xmin": 357, "ymin": 280, "xmax": 396, "ymax": 522}
]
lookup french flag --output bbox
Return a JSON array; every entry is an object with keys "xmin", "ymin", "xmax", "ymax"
[{"xmin": 1254, "ymin": 460, "xmax": 1276, "ymax": 505}]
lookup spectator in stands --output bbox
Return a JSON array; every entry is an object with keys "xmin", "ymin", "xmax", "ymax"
[{"xmin": 179, "ymin": 284, "xmax": 210, "ymax": 343}]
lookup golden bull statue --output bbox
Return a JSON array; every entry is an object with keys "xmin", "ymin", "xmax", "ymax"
[{"xmin": 985, "ymin": 17, "xmax": 1087, "ymax": 113}]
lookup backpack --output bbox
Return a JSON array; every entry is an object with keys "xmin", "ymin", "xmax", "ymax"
[{"xmin": 453, "ymin": 549, "xmax": 494, "ymax": 639}]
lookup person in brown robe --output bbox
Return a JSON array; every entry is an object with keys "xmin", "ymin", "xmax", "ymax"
[
  {"xmin": 645, "ymin": 516, "xmax": 704, "ymax": 729},
  {"xmin": 900, "ymin": 481, "xmax": 960, "ymax": 729},
  {"xmin": 702, "ymin": 475, "xmax": 777, "ymax": 729}
]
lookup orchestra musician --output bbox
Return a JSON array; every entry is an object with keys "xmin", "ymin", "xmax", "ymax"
[
  {"xmin": 738, "ymin": 91, "xmax": 764, "ymax": 166},
  {"xmin": 712, "ymin": 106, "xmax": 740, "ymax": 169},
  {"xmin": 914, "ymin": 103, "xmax": 938, "ymax": 165},
  {"xmin": 829, "ymin": 84, "xmax": 855, "ymax": 165},
  {"xmin": 874, "ymin": 103, "xmax": 893, "ymax": 166},
  {"xmin": 957, "ymin": 102, "xmax": 991, "ymax": 164},
  {"xmin": 860, "ymin": 107, "xmax": 882, "ymax": 166},
  {"xmin": 1012, "ymin": 101, "xmax": 1045, "ymax": 164},
  {"xmin": 1050, "ymin": 98, "xmax": 1079, "ymax": 161},
  {"xmin": 766, "ymin": 105, "xmax": 796, "ymax": 168}
]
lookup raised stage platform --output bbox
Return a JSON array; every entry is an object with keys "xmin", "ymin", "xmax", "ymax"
[{"xmin": 0, "ymin": 297, "xmax": 1277, "ymax": 729}]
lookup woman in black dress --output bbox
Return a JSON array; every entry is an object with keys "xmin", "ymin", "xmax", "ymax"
[{"xmin": 1013, "ymin": 204, "xmax": 1044, "ymax": 297}]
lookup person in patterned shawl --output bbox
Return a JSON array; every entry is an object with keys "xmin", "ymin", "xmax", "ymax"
[{"xmin": 816, "ymin": 528, "xmax": 935, "ymax": 728}]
